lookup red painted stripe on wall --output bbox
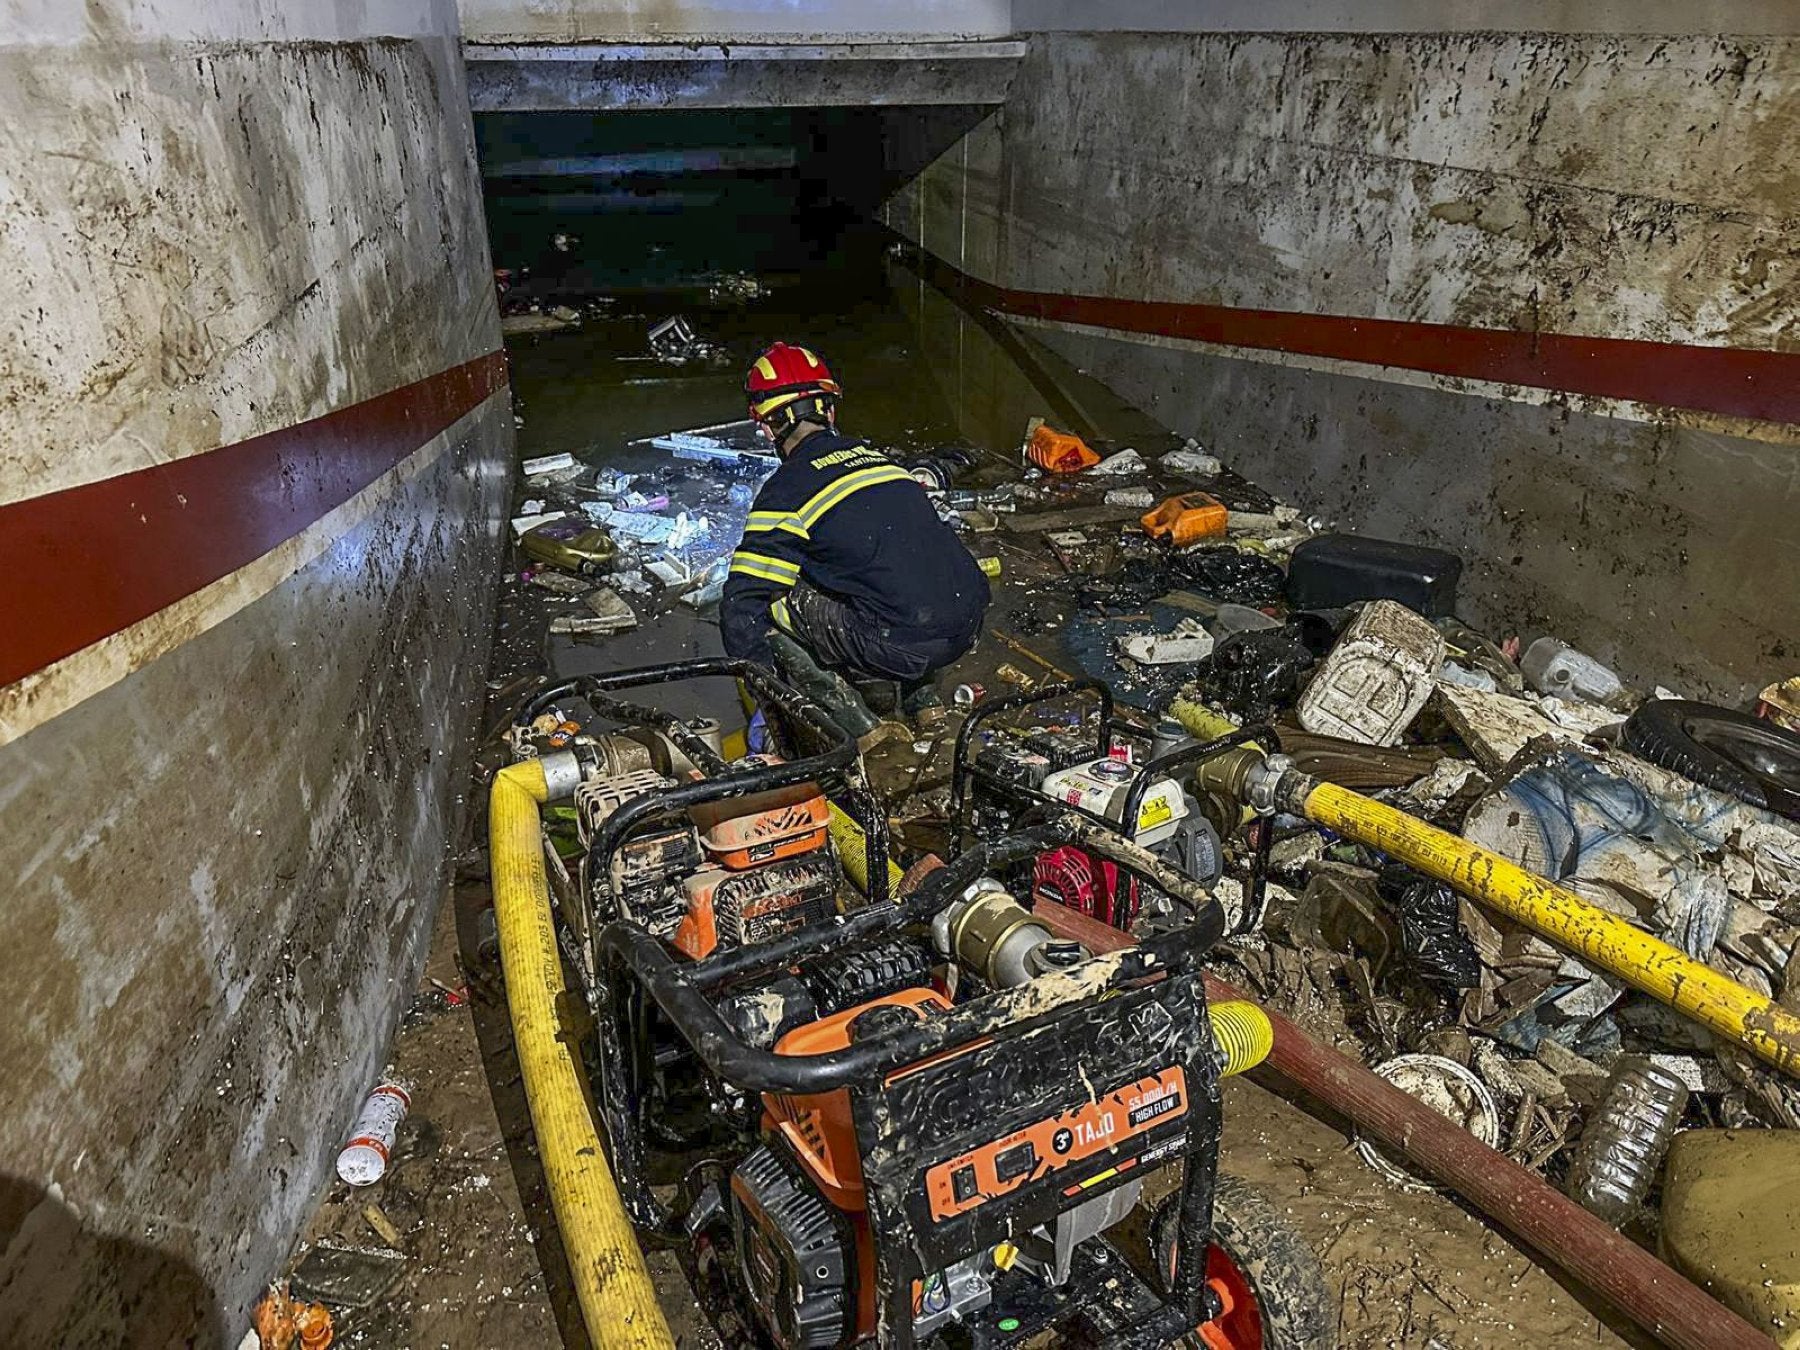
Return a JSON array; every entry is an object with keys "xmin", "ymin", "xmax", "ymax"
[
  {"xmin": 0, "ymin": 350, "xmax": 508, "ymax": 689},
  {"xmin": 919, "ymin": 250, "xmax": 1800, "ymax": 427}
]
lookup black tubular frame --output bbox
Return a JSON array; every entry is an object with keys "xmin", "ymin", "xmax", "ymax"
[
  {"xmin": 519, "ymin": 657, "xmax": 892, "ymax": 913},
  {"xmin": 592, "ymin": 815, "xmax": 1227, "ymax": 1237},
  {"xmin": 948, "ymin": 679, "xmax": 1281, "ymax": 849}
]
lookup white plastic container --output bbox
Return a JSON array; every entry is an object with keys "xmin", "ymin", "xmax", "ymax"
[
  {"xmin": 1296, "ymin": 599, "xmax": 1445, "ymax": 746},
  {"xmin": 336, "ymin": 1081, "xmax": 411, "ymax": 1186},
  {"xmin": 1520, "ymin": 636, "xmax": 1624, "ymax": 706}
]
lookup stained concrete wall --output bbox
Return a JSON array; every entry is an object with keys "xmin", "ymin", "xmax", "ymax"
[
  {"xmin": 459, "ymin": 0, "xmax": 1012, "ymax": 43},
  {"xmin": 889, "ymin": 31, "xmax": 1800, "ymax": 702},
  {"xmin": 0, "ymin": 2, "xmax": 509, "ymax": 1341}
]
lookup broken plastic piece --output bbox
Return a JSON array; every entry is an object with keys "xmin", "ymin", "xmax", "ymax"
[
  {"xmin": 522, "ymin": 452, "xmax": 575, "ymax": 476},
  {"xmin": 1119, "ymin": 620, "xmax": 1214, "ymax": 666},
  {"xmin": 1089, "ymin": 448, "xmax": 1145, "ymax": 476},
  {"xmin": 526, "ymin": 570, "xmax": 591, "ymax": 597},
  {"xmin": 1160, "ymin": 444, "xmax": 1222, "ymax": 476},
  {"xmin": 1102, "ymin": 486, "xmax": 1155, "ymax": 508},
  {"xmin": 580, "ymin": 588, "xmax": 637, "ymax": 631}
]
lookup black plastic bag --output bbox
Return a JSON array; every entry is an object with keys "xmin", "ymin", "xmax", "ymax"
[
  {"xmin": 1171, "ymin": 546, "xmax": 1286, "ymax": 605},
  {"xmin": 1381, "ymin": 870, "xmax": 1481, "ymax": 988},
  {"xmin": 1195, "ymin": 627, "xmax": 1314, "ymax": 720}
]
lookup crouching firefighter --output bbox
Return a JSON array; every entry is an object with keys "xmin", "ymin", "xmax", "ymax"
[{"xmin": 721, "ymin": 342, "xmax": 990, "ymax": 739}]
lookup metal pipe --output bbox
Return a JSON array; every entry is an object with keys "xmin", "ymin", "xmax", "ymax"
[{"xmin": 1030, "ymin": 897, "xmax": 1774, "ymax": 1350}]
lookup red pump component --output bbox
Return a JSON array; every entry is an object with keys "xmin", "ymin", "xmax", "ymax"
[{"xmin": 1032, "ymin": 845, "xmax": 1140, "ymax": 929}]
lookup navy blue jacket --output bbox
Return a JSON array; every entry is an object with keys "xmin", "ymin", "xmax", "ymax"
[{"xmin": 720, "ymin": 432, "xmax": 989, "ymax": 673}]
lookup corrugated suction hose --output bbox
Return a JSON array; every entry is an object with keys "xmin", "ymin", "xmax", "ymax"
[
  {"xmin": 828, "ymin": 801, "xmax": 903, "ymax": 896},
  {"xmin": 1208, "ymin": 1000, "xmax": 1274, "ymax": 1077},
  {"xmin": 489, "ymin": 759, "xmax": 675, "ymax": 1349}
]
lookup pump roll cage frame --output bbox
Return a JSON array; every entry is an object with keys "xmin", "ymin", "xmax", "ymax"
[
  {"xmin": 948, "ymin": 678, "xmax": 1280, "ymax": 929},
  {"xmin": 517, "ymin": 661, "xmax": 1250, "ymax": 1347}
]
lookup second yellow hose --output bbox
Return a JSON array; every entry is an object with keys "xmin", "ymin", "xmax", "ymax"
[
  {"xmin": 1299, "ymin": 776, "xmax": 1800, "ymax": 1080},
  {"xmin": 827, "ymin": 801, "xmax": 903, "ymax": 897}
]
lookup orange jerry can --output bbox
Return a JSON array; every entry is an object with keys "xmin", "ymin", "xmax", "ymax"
[
  {"xmin": 1026, "ymin": 423, "xmax": 1100, "ymax": 474},
  {"xmin": 1141, "ymin": 491, "xmax": 1229, "ymax": 547}
]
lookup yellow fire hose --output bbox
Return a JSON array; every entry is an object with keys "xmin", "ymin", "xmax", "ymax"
[
  {"xmin": 1290, "ymin": 773, "xmax": 1800, "ymax": 1080},
  {"xmin": 489, "ymin": 760, "xmax": 676, "ymax": 1349},
  {"xmin": 1172, "ymin": 701, "xmax": 1800, "ymax": 1079}
]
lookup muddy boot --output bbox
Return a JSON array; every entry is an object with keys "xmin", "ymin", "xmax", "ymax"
[
  {"xmin": 902, "ymin": 679, "xmax": 947, "ymax": 735},
  {"xmin": 767, "ymin": 633, "xmax": 881, "ymax": 740}
]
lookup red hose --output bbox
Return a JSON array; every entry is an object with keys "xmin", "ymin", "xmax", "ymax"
[{"xmin": 1032, "ymin": 898, "xmax": 1774, "ymax": 1350}]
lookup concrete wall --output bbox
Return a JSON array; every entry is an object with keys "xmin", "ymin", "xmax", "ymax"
[
  {"xmin": 889, "ymin": 31, "xmax": 1800, "ymax": 702},
  {"xmin": 1013, "ymin": 0, "xmax": 1800, "ymax": 35},
  {"xmin": 0, "ymin": 1, "xmax": 509, "ymax": 1342},
  {"xmin": 460, "ymin": 0, "xmax": 1012, "ymax": 43}
]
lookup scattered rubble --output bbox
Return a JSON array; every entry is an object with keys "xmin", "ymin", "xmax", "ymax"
[{"xmin": 468, "ymin": 310, "xmax": 1800, "ymax": 1345}]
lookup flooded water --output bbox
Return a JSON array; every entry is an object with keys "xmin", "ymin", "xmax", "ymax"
[
  {"xmin": 500, "ymin": 228, "xmax": 1009, "ymax": 724},
  {"xmin": 504, "ymin": 235, "xmax": 966, "ymax": 461}
]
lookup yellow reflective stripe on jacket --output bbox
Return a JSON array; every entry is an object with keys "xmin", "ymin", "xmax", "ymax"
[
  {"xmin": 745, "ymin": 509, "xmax": 810, "ymax": 540},
  {"xmin": 795, "ymin": 464, "xmax": 914, "ymax": 529},
  {"xmin": 729, "ymin": 549, "xmax": 801, "ymax": 586}
]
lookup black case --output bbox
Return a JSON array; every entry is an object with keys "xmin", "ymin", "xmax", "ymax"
[{"xmin": 1284, "ymin": 533, "xmax": 1462, "ymax": 616}]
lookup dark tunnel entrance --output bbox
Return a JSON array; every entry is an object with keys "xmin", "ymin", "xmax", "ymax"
[{"xmin": 475, "ymin": 105, "xmax": 992, "ymax": 295}]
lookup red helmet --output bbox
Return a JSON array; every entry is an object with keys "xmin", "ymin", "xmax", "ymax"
[{"xmin": 745, "ymin": 342, "xmax": 841, "ymax": 425}]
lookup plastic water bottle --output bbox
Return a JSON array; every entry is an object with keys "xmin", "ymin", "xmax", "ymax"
[
  {"xmin": 337, "ymin": 1082, "xmax": 412, "ymax": 1186},
  {"xmin": 1564, "ymin": 1058, "xmax": 1688, "ymax": 1226}
]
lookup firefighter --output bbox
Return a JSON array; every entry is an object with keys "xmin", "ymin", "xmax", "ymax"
[{"xmin": 721, "ymin": 342, "xmax": 990, "ymax": 733}]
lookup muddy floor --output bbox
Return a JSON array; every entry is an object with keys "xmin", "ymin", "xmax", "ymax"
[{"xmin": 290, "ymin": 245, "xmax": 1632, "ymax": 1348}]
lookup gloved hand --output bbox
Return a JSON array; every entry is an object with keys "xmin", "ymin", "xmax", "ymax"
[{"xmin": 747, "ymin": 706, "xmax": 772, "ymax": 755}]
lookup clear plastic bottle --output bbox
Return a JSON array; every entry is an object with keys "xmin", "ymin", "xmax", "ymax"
[{"xmin": 1564, "ymin": 1058, "xmax": 1688, "ymax": 1226}]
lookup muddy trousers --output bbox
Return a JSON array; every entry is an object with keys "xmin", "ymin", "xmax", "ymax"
[{"xmin": 775, "ymin": 580, "xmax": 975, "ymax": 695}]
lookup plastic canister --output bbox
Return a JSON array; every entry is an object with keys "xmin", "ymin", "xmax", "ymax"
[
  {"xmin": 1520, "ymin": 637, "xmax": 1624, "ymax": 706},
  {"xmin": 1211, "ymin": 603, "xmax": 1281, "ymax": 638},
  {"xmin": 1026, "ymin": 424, "xmax": 1099, "ymax": 473},
  {"xmin": 1296, "ymin": 600, "xmax": 1445, "ymax": 746},
  {"xmin": 1140, "ymin": 492, "xmax": 1229, "ymax": 547}
]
